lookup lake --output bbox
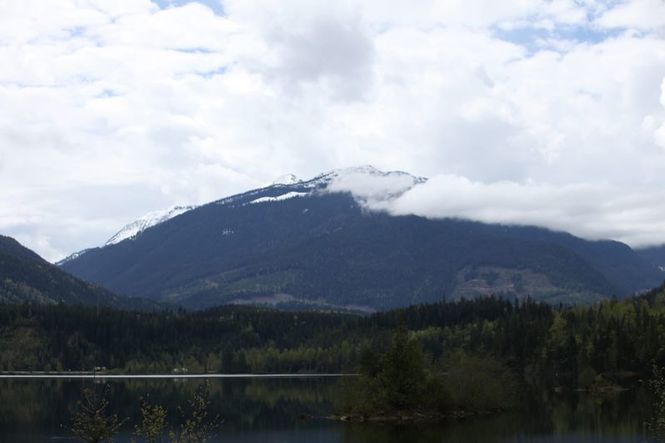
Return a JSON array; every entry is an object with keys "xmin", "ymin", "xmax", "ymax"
[{"xmin": 0, "ymin": 376, "xmax": 658, "ymax": 442}]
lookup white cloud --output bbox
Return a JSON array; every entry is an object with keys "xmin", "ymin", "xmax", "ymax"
[
  {"xmin": 597, "ymin": 0, "xmax": 665, "ymax": 30},
  {"xmin": 389, "ymin": 176, "xmax": 665, "ymax": 248},
  {"xmin": 655, "ymin": 78, "xmax": 665, "ymax": 149},
  {"xmin": 325, "ymin": 170, "xmax": 665, "ymax": 248},
  {"xmin": 326, "ymin": 167, "xmax": 422, "ymax": 204},
  {"xmin": 2, "ymin": 0, "xmax": 665, "ymax": 261}
]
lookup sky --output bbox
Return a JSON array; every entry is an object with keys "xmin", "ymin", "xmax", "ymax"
[{"xmin": 2, "ymin": 0, "xmax": 665, "ymax": 262}]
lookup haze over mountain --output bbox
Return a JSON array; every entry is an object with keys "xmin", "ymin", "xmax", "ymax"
[
  {"xmin": 0, "ymin": 235, "xmax": 155, "ymax": 309},
  {"xmin": 60, "ymin": 167, "xmax": 664, "ymax": 311}
]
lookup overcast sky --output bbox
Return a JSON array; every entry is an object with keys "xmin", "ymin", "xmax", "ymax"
[{"xmin": 2, "ymin": 0, "xmax": 665, "ymax": 261}]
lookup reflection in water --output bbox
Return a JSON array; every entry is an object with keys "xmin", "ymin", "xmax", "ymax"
[{"xmin": 0, "ymin": 377, "xmax": 657, "ymax": 443}]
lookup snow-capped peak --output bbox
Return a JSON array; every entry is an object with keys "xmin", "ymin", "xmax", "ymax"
[
  {"xmin": 318, "ymin": 165, "xmax": 427, "ymax": 202},
  {"xmin": 305, "ymin": 165, "xmax": 423, "ymax": 185},
  {"xmin": 330, "ymin": 165, "xmax": 383, "ymax": 177},
  {"xmin": 105, "ymin": 205, "xmax": 196, "ymax": 246},
  {"xmin": 108, "ymin": 168, "xmax": 422, "ymax": 240},
  {"xmin": 272, "ymin": 173, "xmax": 301, "ymax": 186},
  {"xmin": 301, "ymin": 165, "xmax": 425, "ymax": 191}
]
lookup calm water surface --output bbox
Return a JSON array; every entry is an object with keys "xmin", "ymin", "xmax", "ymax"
[{"xmin": 0, "ymin": 376, "xmax": 657, "ymax": 442}]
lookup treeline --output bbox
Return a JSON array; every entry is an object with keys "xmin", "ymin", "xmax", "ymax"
[
  {"xmin": 0, "ymin": 305, "xmax": 361, "ymax": 373},
  {"xmin": 4, "ymin": 284, "xmax": 665, "ymax": 388}
]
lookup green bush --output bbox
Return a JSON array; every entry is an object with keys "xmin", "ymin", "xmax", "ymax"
[{"xmin": 342, "ymin": 325, "xmax": 444, "ymax": 415}]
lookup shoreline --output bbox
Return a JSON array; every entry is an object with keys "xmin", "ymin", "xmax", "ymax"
[
  {"xmin": 312, "ymin": 410, "xmax": 495, "ymax": 423},
  {"xmin": 0, "ymin": 372, "xmax": 355, "ymax": 379}
]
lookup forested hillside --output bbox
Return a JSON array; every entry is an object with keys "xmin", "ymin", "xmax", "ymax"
[
  {"xmin": 4, "ymin": 284, "xmax": 665, "ymax": 390},
  {"xmin": 0, "ymin": 235, "xmax": 156, "ymax": 310}
]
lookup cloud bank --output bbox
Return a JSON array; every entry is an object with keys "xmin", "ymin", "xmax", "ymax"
[
  {"xmin": 1, "ymin": 0, "xmax": 665, "ymax": 260},
  {"xmin": 331, "ymin": 172, "xmax": 665, "ymax": 248}
]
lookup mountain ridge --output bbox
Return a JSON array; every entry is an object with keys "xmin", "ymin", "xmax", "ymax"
[
  {"xmin": 0, "ymin": 234, "xmax": 159, "ymax": 310},
  {"xmin": 59, "ymin": 166, "xmax": 424, "ymax": 264},
  {"xmin": 59, "ymin": 166, "xmax": 663, "ymax": 310}
]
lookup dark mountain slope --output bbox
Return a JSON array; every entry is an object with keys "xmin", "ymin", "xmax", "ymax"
[
  {"xmin": 637, "ymin": 245, "xmax": 665, "ymax": 273},
  {"xmin": 0, "ymin": 235, "xmax": 156, "ymax": 309},
  {"xmin": 60, "ymin": 168, "xmax": 664, "ymax": 310},
  {"xmin": 0, "ymin": 235, "xmax": 45, "ymax": 264}
]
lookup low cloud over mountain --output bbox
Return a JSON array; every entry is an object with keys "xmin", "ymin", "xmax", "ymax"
[{"xmin": 331, "ymin": 172, "xmax": 665, "ymax": 248}]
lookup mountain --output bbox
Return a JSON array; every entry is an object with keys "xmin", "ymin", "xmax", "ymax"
[
  {"xmin": 0, "ymin": 235, "xmax": 156, "ymax": 309},
  {"xmin": 60, "ymin": 166, "xmax": 664, "ymax": 310},
  {"xmin": 637, "ymin": 245, "xmax": 665, "ymax": 272}
]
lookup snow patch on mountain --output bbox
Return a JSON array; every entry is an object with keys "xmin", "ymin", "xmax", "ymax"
[
  {"xmin": 249, "ymin": 192, "xmax": 308, "ymax": 204},
  {"xmin": 105, "ymin": 205, "xmax": 196, "ymax": 246},
  {"xmin": 56, "ymin": 248, "xmax": 93, "ymax": 266}
]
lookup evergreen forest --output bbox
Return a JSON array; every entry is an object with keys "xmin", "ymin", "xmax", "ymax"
[{"xmin": 3, "ymin": 282, "xmax": 665, "ymax": 394}]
